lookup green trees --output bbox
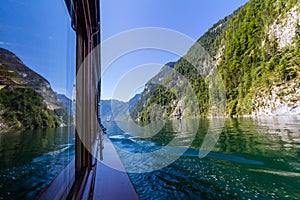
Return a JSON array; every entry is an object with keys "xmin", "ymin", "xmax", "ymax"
[
  {"xmin": 216, "ymin": 0, "xmax": 300, "ymax": 115},
  {"xmin": 0, "ymin": 87, "xmax": 60, "ymax": 130},
  {"xmin": 132, "ymin": 0, "xmax": 300, "ymax": 120}
]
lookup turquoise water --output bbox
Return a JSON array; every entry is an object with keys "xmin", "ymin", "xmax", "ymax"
[
  {"xmin": 104, "ymin": 116, "xmax": 300, "ymax": 200},
  {"xmin": 0, "ymin": 127, "xmax": 75, "ymax": 199},
  {"xmin": 0, "ymin": 117, "xmax": 299, "ymax": 199}
]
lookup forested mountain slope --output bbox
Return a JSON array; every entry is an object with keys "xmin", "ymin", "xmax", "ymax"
[
  {"xmin": 132, "ymin": 0, "xmax": 300, "ymax": 121},
  {"xmin": 0, "ymin": 48, "xmax": 69, "ymax": 130}
]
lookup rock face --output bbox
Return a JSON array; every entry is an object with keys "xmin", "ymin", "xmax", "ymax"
[
  {"xmin": 256, "ymin": 4, "xmax": 300, "ymax": 116},
  {"xmin": 268, "ymin": 5, "xmax": 300, "ymax": 49},
  {"xmin": 132, "ymin": 0, "xmax": 300, "ymax": 120},
  {"xmin": 0, "ymin": 48, "xmax": 69, "ymax": 129},
  {"xmin": 0, "ymin": 48, "xmax": 63, "ymax": 110},
  {"xmin": 253, "ymin": 81, "xmax": 300, "ymax": 116}
]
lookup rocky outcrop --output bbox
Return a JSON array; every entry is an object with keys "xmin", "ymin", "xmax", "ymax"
[
  {"xmin": 0, "ymin": 48, "xmax": 63, "ymax": 110},
  {"xmin": 0, "ymin": 48, "xmax": 69, "ymax": 128},
  {"xmin": 254, "ymin": 4, "xmax": 300, "ymax": 116},
  {"xmin": 253, "ymin": 81, "xmax": 300, "ymax": 116},
  {"xmin": 268, "ymin": 5, "xmax": 300, "ymax": 49},
  {"xmin": 132, "ymin": 0, "xmax": 300, "ymax": 120}
]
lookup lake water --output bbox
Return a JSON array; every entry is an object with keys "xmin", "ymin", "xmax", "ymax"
[
  {"xmin": 0, "ymin": 127, "xmax": 75, "ymax": 199},
  {"xmin": 104, "ymin": 116, "xmax": 300, "ymax": 200},
  {"xmin": 0, "ymin": 117, "xmax": 299, "ymax": 199}
]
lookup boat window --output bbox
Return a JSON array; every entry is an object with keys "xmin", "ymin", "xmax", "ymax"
[{"xmin": 0, "ymin": 1, "xmax": 76, "ymax": 199}]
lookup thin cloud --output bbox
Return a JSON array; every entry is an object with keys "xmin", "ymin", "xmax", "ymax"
[{"xmin": 0, "ymin": 41, "xmax": 11, "ymax": 46}]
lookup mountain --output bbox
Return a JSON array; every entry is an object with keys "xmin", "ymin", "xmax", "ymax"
[
  {"xmin": 0, "ymin": 48, "xmax": 62, "ymax": 110},
  {"xmin": 56, "ymin": 93, "xmax": 74, "ymax": 115},
  {"xmin": 132, "ymin": 0, "xmax": 300, "ymax": 121},
  {"xmin": 0, "ymin": 48, "xmax": 69, "ymax": 130},
  {"xmin": 100, "ymin": 94, "xmax": 141, "ymax": 121},
  {"xmin": 128, "ymin": 93, "xmax": 142, "ymax": 112},
  {"xmin": 100, "ymin": 99, "xmax": 127, "ymax": 121}
]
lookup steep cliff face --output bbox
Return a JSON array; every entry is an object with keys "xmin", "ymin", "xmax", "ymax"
[
  {"xmin": 132, "ymin": 0, "xmax": 300, "ymax": 121},
  {"xmin": 254, "ymin": 3, "xmax": 300, "ymax": 116},
  {"xmin": 252, "ymin": 81, "xmax": 300, "ymax": 116},
  {"xmin": 0, "ymin": 48, "xmax": 62, "ymax": 110},
  {"xmin": 0, "ymin": 48, "xmax": 69, "ymax": 130},
  {"xmin": 268, "ymin": 5, "xmax": 300, "ymax": 49}
]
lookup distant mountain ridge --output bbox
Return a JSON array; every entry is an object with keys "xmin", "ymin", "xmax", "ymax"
[
  {"xmin": 100, "ymin": 93, "xmax": 141, "ymax": 121},
  {"xmin": 56, "ymin": 93, "xmax": 74, "ymax": 115}
]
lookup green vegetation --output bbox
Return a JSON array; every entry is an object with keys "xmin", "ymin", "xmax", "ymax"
[
  {"xmin": 139, "ymin": 85, "xmax": 176, "ymax": 122},
  {"xmin": 0, "ymin": 87, "xmax": 60, "ymax": 130},
  {"xmin": 218, "ymin": 0, "xmax": 300, "ymax": 115},
  {"xmin": 0, "ymin": 48, "xmax": 71, "ymax": 130},
  {"xmin": 132, "ymin": 0, "xmax": 300, "ymax": 121}
]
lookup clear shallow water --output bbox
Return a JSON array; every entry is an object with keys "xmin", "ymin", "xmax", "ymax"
[
  {"xmin": 0, "ymin": 127, "xmax": 75, "ymax": 199},
  {"xmin": 104, "ymin": 116, "xmax": 300, "ymax": 200}
]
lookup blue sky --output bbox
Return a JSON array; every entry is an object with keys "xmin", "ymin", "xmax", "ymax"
[
  {"xmin": 101, "ymin": 0, "xmax": 249, "ymax": 101},
  {"xmin": 0, "ymin": 0, "xmax": 249, "ymax": 101},
  {"xmin": 0, "ymin": 0, "xmax": 76, "ymax": 98}
]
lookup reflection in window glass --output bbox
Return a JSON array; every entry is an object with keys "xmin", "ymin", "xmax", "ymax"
[{"xmin": 0, "ymin": 1, "xmax": 75, "ymax": 199}]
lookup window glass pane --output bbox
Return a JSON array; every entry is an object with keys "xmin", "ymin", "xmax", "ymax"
[{"xmin": 0, "ymin": 1, "xmax": 75, "ymax": 199}]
